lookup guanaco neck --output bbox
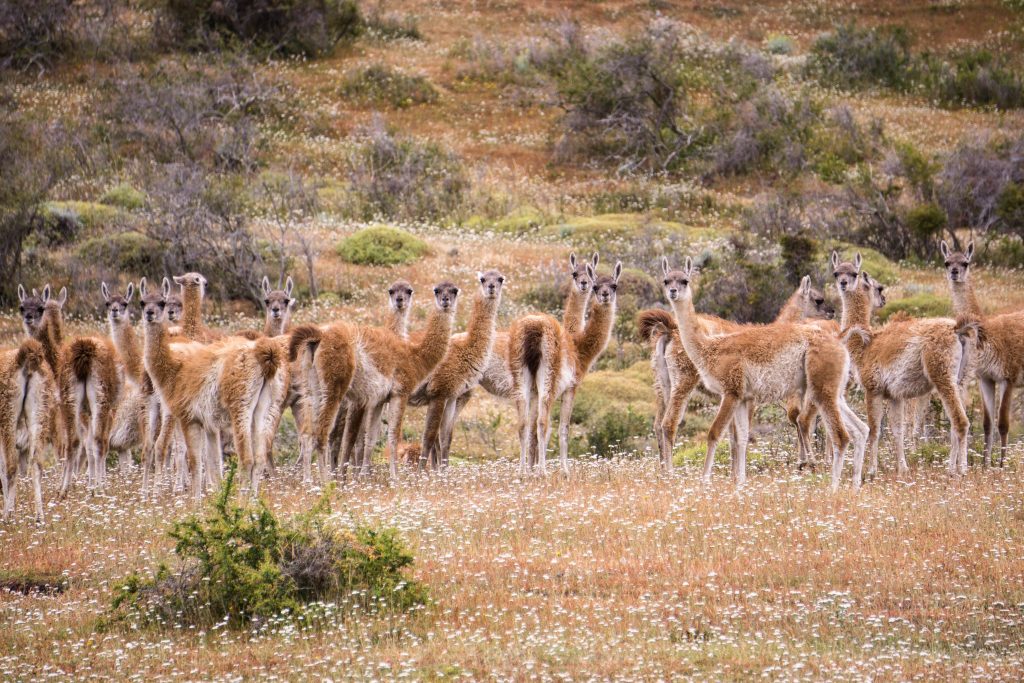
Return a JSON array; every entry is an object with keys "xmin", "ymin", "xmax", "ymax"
[
  {"xmin": 408, "ymin": 308, "xmax": 455, "ymax": 380},
  {"xmin": 573, "ymin": 298, "xmax": 615, "ymax": 373},
  {"xmin": 774, "ymin": 290, "xmax": 807, "ymax": 324},
  {"xmin": 109, "ymin": 317, "xmax": 145, "ymax": 386},
  {"xmin": 180, "ymin": 287, "xmax": 204, "ymax": 340},
  {"xmin": 387, "ymin": 306, "xmax": 412, "ymax": 340},
  {"xmin": 142, "ymin": 322, "xmax": 182, "ymax": 391},
  {"xmin": 839, "ymin": 287, "xmax": 873, "ymax": 363},
  {"xmin": 460, "ymin": 294, "xmax": 501, "ymax": 358},
  {"xmin": 36, "ymin": 307, "xmax": 65, "ymax": 376},
  {"xmin": 948, "ymin": 276, "xmax": 983, "ymax": 320},
  {"xmin": 562, "ymin": 286, "xmax": 589, "ymax": 336},
  {"xmin": 670, "ymin": 295, "xmax": 711, "ymax": 376},
  {"xmin": 263, "ymin": 310, "xmax": 291, "ymax": 337}
]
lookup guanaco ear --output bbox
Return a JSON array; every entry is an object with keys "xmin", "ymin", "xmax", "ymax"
[
  {"xmin": 125, "ymin": 282, "xmax": 135, "ymax": 302},
  {"xmin": 940, "ymin": 240, "xmax": 950, "ymax": 259},
  {"xmin": 41, "ymin": 284, "xmax": 51, "ymax": 303},
  {"xmin": 162, "ymin": 277, "xmax": 171, "ymax": 298},
  {"xmin": 684, "ymin": 256, "xmax": 693, "ymax": 275},
  {"xmin": 613, "ymin": 261, "xmax": 622, "ymax": 283},
  {"xmin": 56, "ymin": 287, "xmax": 67, "ymax": 306},
  {"xmin": 285, "ymin": 276, "xmax": 294, "ymax": 297},
  {"xmin": 101, "ymin": 282, "xmax": 111, "ymax": 302},
  {"xmin": 800, "ymin": 275, "xmax": 811, "ymax": 295},
  {"xmin": 172, "ymin": 275, "xmax": 185, "ymax": 285},
  {"xmin": 477, "ymin": 271, "xmax": 485, "ymax": 283},
  {"xmin": 139, "ymin": 278, "xmax": 148, "ymax": 296},
  {"xmin": 965, "ymin": 241, "xmax": 974, "ymax": 262},
  {"xmin": 569, "ymin": 252, "xmax": 578, "ymax": 271},
  {"xmin": 261, "ymin": 276, "xmax": 271, "ymax": 297},
  {"xmin": 17, "ymin": 284, "xmax": 26, "ymax": 303},
  {"xmin": 860, "ymin": 271, "xmax": 872, "ymax": 288},
  {"xmin": 585, "ymin": 263, "xmax": 596, "ymax": 281},
  {"xmin": 591, "ymin": 252, "xmax": 600, "ymax": 268},
  {"xmin": 830, "ymin": 250, "xmax": 840, "ymax": 270},
  {"xmin": 854, "ymin": 253, "xmax": 862, "ymax": 272},
  {"xmin": 662, "ymin": 256, "xmax": 670, "ymax": 276}
]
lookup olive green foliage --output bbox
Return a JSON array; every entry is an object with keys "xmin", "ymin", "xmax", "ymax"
[
  {"xmin": 695, "ymin": 240, "xmax": 792, "ymax": 324},
  {"xmin": 341, "ymin": 64, "xmax": 438, "ymax": 108},
  {"xmin": 806, "ymin": 24, "xmax": 915, "ymax": 91},
  {"xmin": 111, "ymin": 466, "xmax": 427, "ymax": 629},
  {"xmin": 160, "ymin": 0, "xmax": 362, "ymax": 57},
  {"xmin": 100, "ymin": 184, "xmax": 146, "ymax": 210},
  {"xmin": 877, "ymin": 291, "xmax": 951, "ymax": 322},
  {"xmin": 572, "ymin": 362, "xmax": 654, "ymax": 456},
  {"xmin": 905, "ymin": 203, "xmax": 947, "ymax": 243},
  {"xmin": 336, "ymin": 226, "xmax": 431, "ymax": 266},
  {"xmin": 76, "ymin": 231, "xmax": 163, "ymax": 273}
]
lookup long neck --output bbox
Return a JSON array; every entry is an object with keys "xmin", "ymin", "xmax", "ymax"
[
  {"xmin": 181, "ymin": 288, "xmax": 204, "ymax": 338},
  {"xmin": 462, "ymin": 295, "xmax": 500, "ymax": 360},
  {"xmin": 562, "ymin": 287, "xmax": 589, "ymax": 336},
  {"xmin": 670, "ymin": 295, "xmax": 710, "ymax": 375},
  {"xmin": 109, "ymin": 319, "xmax": 145, "ymax": 385},
  {"xmin": 37, "ymin": 310, "xmax": 64, "ymax": 375},
  {"xmin": 387, "ymin": 306, "xmax": 411, "ymax": 340},
  {"xmin": 774, "ymin": 290, "xmax": 805, "ymax": 324},
  {"xmin": 839, "ymin": 288, "xmax": 871, "ymax": 330},
  {"xmin": 949, "ymin": 277, "xmax": 983, "ymax": 319},
  {"xmin": 573, "ymin": 300, "xmax": 615, "ymax": 373},
  {"xmin": 142, "ymin": 322, "xmax": 180, "ymax": 390},
  {"xmin": 410, "ymin": 308, "xmax": 454, "ymax": 375},
  {"xmin": 263, "ymin": 311, "xmax": 290, "ymax": 337}
]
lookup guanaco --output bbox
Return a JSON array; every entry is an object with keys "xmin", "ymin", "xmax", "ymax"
[
  {"xmin": 941, "ymin": 240, "xmax": 1024, "ymax": 466},
  {"xmin": 833, "ymin": 251, "xmax": 975, "ymax": 477},
  {"xmin": 508, "ymin": 261, "xmax": 621, "ymax": 476},
  {"xmin": 665, "ymin": 257, "xmax": 867, "ymax": 490},
  {"xmin": 0, "ymin": 339, "xmax": 55, "ymax": 522}
]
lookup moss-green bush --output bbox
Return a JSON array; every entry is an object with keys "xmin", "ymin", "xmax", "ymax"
[
  {"xmin": 806, "ymin": 23, "xmax": 915, "ymax": 91},
  {"xmin": 877, "ymin": 291, "xmax": 951, "ymax": 322},
  {"xmin": 111, "ymin": 467, "xmax": 427, "ymax": 630},
  {"xmin": 340, "ymin": 64, "xmax": 438, "ymax": 108},
  {"xmin": 336, "ymin": 226, "xmax": 431, "ymax": 266},
  {"xmin": 42, "ymin": 200, "xmax": 123, "ymax": 233},
  {"xmin": 572, "ymin": 362, "xmax": 654, "ymax": 456},
  {"xmin": 76, "ymin": 231, "xmax": 163, "ymax": 273},
  {"xmin": 100, "ymin": 184, "xmax": 146, "ymax": 210}
]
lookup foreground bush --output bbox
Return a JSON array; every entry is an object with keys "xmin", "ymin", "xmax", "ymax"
[
  {"xmin": 111, "ymin": 466, "xmax": 427, "ymax": 629},
  {"xmin": 806, "ymin": 24, "xmax": 915, "ymax": 91},
  {"xmin": 340, "ymin": 64, "xmax": 438, "ymax": 108},
  {"xmin": 336, "ymin": 226, "xmax": 431, "ymax": 265}
]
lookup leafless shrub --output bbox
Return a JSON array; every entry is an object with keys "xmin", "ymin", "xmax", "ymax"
[
  {"xmin": 937, "ymin": 133, "xmax": 1024, "ymax": 233},
  {"xmin": 743, "ymin": 193, "xmax": 804, "ymax": 240},
  {"xmin": 711, "ymin": 87, "xmax": 816, "ymax": 177},
  {"xmin": 258, "ymin": 171, "xmax": 322, "ymax": 298}
]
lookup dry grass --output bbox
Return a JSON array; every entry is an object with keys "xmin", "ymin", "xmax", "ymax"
[{"xmin": 2, "ymin": 449, "xmax": 1024, "ymax": 679}]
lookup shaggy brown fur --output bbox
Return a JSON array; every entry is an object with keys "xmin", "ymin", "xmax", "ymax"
[
  {"xmin": 834, "ymin": 251, "xmax": 974, "ymax": 477},
  {"xmin": 291, "ymin": 281, "xmax": 459, "ymax": 482},
  {"xmin": 169, "ymin": 273, "xmax": 220, "ymax": 342},
  {"xmin": 941, "ymin": 240, "xmax": 1024, "ymax": 466},
  {"xmin": 140, "ymin": 278, "xmax": 287, "ymax": 499},
  {"xmin": 666, "ymin": 257, "xmax": 867, "ymax": 491},
  {"xmin": 639, "ymin": 275, "xmax": 836, "ymax": 472},
  {"xmin": 508, "ymin": 261, "xmax": 620, "ymax": 475},
  {"xmin": 0, "ymin": 339, "xmax": 55, "ymax": 522},
  {"xmin": 409, "ymin": 270, "xmax": 505, "ymax": 470}
]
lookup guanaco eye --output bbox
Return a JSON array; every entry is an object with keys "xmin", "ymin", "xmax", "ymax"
[
  {"xmin": 572, "ymin": 272, "xmax": 579, "ymax": 280},
  {"xmin": 833, "ymin": 271, "xmax": 839, "ymax": 278},
  {"xmin": 497, "ymin": 277, "xmax": 504, "ymax": 284},
  {"xmin": 944, "ymin": 261, "xmax": 950, "ymax": 267},
  {"xmin": 663, "ymin": 279, "xmax": 670, "ymax": 285},
  {"xmin": 815, "ymin": 298, "xmax": 824, "ymax": 305},
  {"xmin": 479, "ymin": 277, "xmax": 485, "ymax": 284},
  {"xmin": 433, "ymin": 288, "xmax": 440, "ymax": 295},
  {"xmin": 264, "ymin": 298, "xmax": 270, "ymax": 305}
]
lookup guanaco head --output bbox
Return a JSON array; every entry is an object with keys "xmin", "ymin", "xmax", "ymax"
[
  {"xmin": 940, "ymin": 240, "xmax": 974, "ymax": 284},
  {"xmin": 432, "ymin": 281, "xmax": 460, "ymax": 314},
  {"xmin": 476, "ymin": 269, "xmax": 506, "ymax": 301},
  {"xmin": 101, "ymin": 281, "xmax": 135, "ymax": 326},
  {"xmin": 261, "ymin": 275, "xmax": 295, "ymax": 325},
  {"xmin": 18, "ymin": 284, "xmax": 66, "ymax": 337},
  {"xmin": 863, "ymin": 273, "xmax": 886, "ymax": 309},
  {"xmin": 164, "ymin": 293, "xmax": 184, "ymax": 323},
  {"xmin": 388, "ymin": 280, "xmax": 414, "ymax": 312},
  {"xmin": 569, "ymin": 252, "xmax": 600, "ymax": 295},
  {"xmin": 591, "ymin": 262, "xmax": 622, "ymax": 306},
  {"xmin": 661, "ymin": 256, "xmax": 695, "ymax": 302},
  {"xmin": 172, "ymin": 272, "xmax": 207, "ymax": 296},
  {"xmin": 797, "ymin": 275, "xmax": 835, "ymax": 320},
  {"xmin": 830, "ymin": 250, "xmax": 862, "ymax": 294},
  {"xmin": 138, "ymin": 277, "xmax": 170, "ymax": 325}
]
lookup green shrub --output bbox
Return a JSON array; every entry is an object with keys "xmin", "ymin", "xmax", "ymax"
[
  {"xmin": 76, "ymin": 231, "xmax": 163, "ymax": 273},
  {"xmin": 764, "ymin": 35, "xmax": 795, "ymax": 55},
  {"xmin": 100, "ymin": 184, "xmax": 146, "ymax": 210},
  {"xmin": 111, "ymin": 466, "xmax": 427, "ymax": 630},
  {"xmin": 43, "ymin": 201, "xmax": 122, "ymax": 233},
  {"xmin": 336, "ymin": 226, "xmax": 431, "ymax": 266},
  {"xmin": 997, "ymin": 182, "xmax": 1024, "ymax": 238},
  {"xmin": 340, "ymin": 64, "xmax": 438, "ymax": 108},
  {"xmin": 160, "ymin": 0, "xmax": 362, "ymax": 57},
  {"xmin": 572, "ymin": 362, "xmax": 654, "ymax": 456},
  {"xmin": 806, "ymin": 23, "xmax": 915, "ymax": 91},
  {"xmin": 877, "ymin": 291, "xmax": 950, "ymax": 322},
  {"xmin": 925, "ymin": 49, "xmax": 1024, "ymax": 110},
  {"xmin": 905, "ymin": 203, "xmax": 947, "ymax": 243},
  {"xmin": 363, "ymin": 9, "xmax": 421, "ymax": 41}
]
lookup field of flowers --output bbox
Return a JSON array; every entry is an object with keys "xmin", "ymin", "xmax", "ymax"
[{"xmin": 3, "ymin": 450, "xmax": 1024, "ymax": 680}]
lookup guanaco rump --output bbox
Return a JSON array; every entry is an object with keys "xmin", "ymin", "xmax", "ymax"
[
  {"xmin": 665, "ymin": 257, "xmax": 867, "ymax": 490},
  {"xmin": 941, "ymin": 240, "xmax": 1024, "ymax": 466},
  {"xmin": 508, "ymin": 260, "xmax": 620, "ymax": 476},
  {"xmin": 833, "ymin": 251, "xmax": 975, "ymax": 477}
]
